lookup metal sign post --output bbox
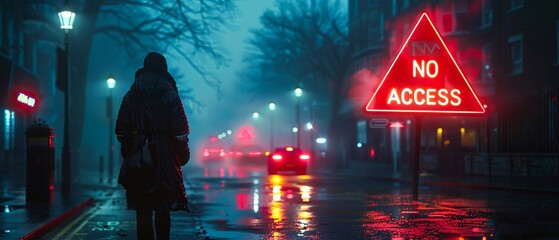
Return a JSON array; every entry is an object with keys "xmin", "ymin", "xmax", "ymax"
[{"xmin": 412, "ymin": 115, "xmax": 422, "ymax": 200}]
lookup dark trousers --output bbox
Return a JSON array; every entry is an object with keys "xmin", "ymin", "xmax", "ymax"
[{"xmin": 136, "ymin": 210, "xmax": 170, "ymax": 240}]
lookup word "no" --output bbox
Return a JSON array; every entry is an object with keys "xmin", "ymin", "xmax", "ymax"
[{"xmin": 412, "ymin": 60, "xmax": 438, "ymax": 78}]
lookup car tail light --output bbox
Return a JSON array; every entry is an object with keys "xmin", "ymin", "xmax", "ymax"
[
  {"xmin": 219, "ymin": 150, "xmax": 226, "ymax": 157},
  {"xmin": 299, "ymin": 154, "xmax": 310, "ymax": 160},
  {"xmin": 203, "ymin": 150, "xmax": 209, "ymax": 157},
  {"xmin": 272, "ymin": 154, "xmax": 283, "ymax": 161}
]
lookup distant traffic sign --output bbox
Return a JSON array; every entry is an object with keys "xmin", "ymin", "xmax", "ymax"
[
  {"xmin": 369, "ymin": 118, "xmax": 389, "ymax": 128},
  {"xmin": 364, "ymin": 12, "xmax": 485, "ymax": 114},
  {"xmin": 237, "ymin": 126, "xmax": 254, "ymax": 141}
]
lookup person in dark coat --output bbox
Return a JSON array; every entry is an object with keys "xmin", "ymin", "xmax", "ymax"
[{"xmin": 116, "ymin": 52, "xmax": 190, "ymax": 240}]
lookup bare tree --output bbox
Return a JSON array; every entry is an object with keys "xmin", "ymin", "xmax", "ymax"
[
  {"xmin": 66, "ymin": 0, "xmax": 235, "ymax": 159},
  {"xmin": 97, "ymin": 0, "xmax": 234, "ymax": 93},
  {"xmin": 244, "ymin": 0, "xmax": 354, "ymax": 164}
]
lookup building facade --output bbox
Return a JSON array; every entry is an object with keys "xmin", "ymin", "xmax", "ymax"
[
  {"xmin": 346, "ymin": 0, "xmax": 559, "ymax": 177},
  {"xmin": 0, "ymin": 0, "xmax": 62, "ymax": 172}
]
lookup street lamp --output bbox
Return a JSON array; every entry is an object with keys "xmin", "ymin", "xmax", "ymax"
[
  {"xmin": 268, "ymin": 102, "xmax": 276, "ymax": 150},
  {"xmin": 305, "ymin": 122, "xmax": 313, "ymax": 130},
  {"xmin": 106, "ymin": 75, "xmax": 115, "ymax": 183},
  {"xmin": 252, "ymin": 112, "xmax": 260, "ymax": 119},
  {"xmin": 58, "ymin": 3, "xmax": 75, "ymax": 194},
  {"xmin": 294, "ymin": 87, "xmax": 302, "ymax": 148}
]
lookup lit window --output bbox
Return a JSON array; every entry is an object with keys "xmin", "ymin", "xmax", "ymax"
[
  {"xmin": 357, "ymin": 120, "xmax": 367, "ymax": 145},
  {"xmin": 481, "ymin": 43, "xmax": 493, "ymax": 81},
  {"xmin": 508, "ymin": 33, "xmax": 523, "ymax": 75},
  {"xmin": 4, "ymin": 110, "xmax": 14, "ymax": 150},
  {"xmin": 509, "ymin": 0, "xmax": 523, "ymax": 11},
  {"xmin": 480, "ymin": 0, "xmax": 493, "ymax": 28}
]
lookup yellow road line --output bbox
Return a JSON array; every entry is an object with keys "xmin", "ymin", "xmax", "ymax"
[
  {"xmin": 68, "ymin": 201, "xmax": 112, "ymax": 237},
  {"xmin": 52, "ymin": 206, "xmax": 96, "ymax": 239}
]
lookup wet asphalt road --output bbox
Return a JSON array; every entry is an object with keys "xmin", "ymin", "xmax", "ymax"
[{"xmin": 44, "ymin": 161, "xmax": 559, "ymax": 239}]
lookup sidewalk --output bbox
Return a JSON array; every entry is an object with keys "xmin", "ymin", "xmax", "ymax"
[
  {"xmin": 316, "ymin": 160, "xmax": 559, "ymax": 194},
  {"xmin": 0, "ymin": 170, "xmax": 111, "ymax": 239},
  {"xmin": 1, "ymin": 169, "xmax": 203, "ymax": 239}
]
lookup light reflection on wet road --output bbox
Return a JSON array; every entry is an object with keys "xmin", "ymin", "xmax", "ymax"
[
  {"xmin": 188, "ymin": 163, "xmax": 524, "ymax": 239},
  {"xmin": 181, "ymin": 162, "xmax": 559, "ymax": 240}
]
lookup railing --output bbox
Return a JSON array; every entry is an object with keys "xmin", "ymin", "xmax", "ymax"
[{"xmin": 464, "ymin": 153, "xmax": 559, "ymax": 177}]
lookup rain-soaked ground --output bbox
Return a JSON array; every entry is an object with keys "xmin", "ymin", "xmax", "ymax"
[
  {"xmin": 40, "ymin": 160, "xmax": 559, "ymax": 239},
  {"xmin": 188, "ymin": 162, "xmax": 559, "ymax": 240}
]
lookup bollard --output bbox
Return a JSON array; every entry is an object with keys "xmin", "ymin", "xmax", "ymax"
[
  {"xmin": 100, "ymin": 155, "xmax": 104, "ymax": 183},
  {"xmin": 25, "ymin": 119, "xmax": 55, "ymax": 206}
]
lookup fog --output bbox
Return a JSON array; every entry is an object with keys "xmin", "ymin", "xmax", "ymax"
[{"xmin": 80, "ymin": 1, "xmax": 303, "ymax": 170}]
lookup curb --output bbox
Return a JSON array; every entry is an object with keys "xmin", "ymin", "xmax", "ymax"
[{"xmin": 20, "ymin": 197, "xmax": 95, "ymax": 240}]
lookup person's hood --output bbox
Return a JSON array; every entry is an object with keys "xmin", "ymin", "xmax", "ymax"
[{"xmin": 131, "ymin": 68, "xmax": 175, "ymax": 98}]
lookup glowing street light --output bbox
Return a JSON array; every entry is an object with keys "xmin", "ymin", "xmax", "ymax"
[
  {"xmin": 306, "ymin": 122, "xmax": 313, "ymax": 130},
  {"xmin": 294, "ymin": 88, "xmax": 303, "ymax": 97},
  {"xmin": 58, "ymin": 9, "xmax": 76, "ymax": 32},
  {"xmin": 106, "ymin": 76, "xmax": 116, "ymax": 89}
]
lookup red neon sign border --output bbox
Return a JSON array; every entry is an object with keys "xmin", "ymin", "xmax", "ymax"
[{"xmin": 364, "ymin": 12, "xmax": 486, "ymax": 114}]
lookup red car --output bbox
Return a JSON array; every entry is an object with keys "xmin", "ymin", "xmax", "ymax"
[{"xmin": 267, "ymin": 147, "xmax": 309, "ymax": 175}]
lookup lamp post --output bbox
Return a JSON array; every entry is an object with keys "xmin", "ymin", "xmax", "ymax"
[
  {"xmin": 268, "ymin": 102, "xmax": 276, "ymax": 151},
  {"xmin": 106, "ymin": 75, "xmax": 115, "ymax": 183},
  {"xmin": 58, "ymin": 3, "xmax": 75, "ymax": 194},
  {"xmin": 309, "ymin": 101, "xmax": 315, "ymax": 159},
  {"xmin": 294, "ymin": 87, "xmax": 302, "ymax": 148}
]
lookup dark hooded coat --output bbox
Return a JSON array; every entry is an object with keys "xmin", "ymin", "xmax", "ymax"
[{"xmin": 116, "ymin": 65, "xmax": 190, "ymax": 212}]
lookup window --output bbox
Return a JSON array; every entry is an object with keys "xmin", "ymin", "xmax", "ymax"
[
  {"xmin": 508, "ymin": 33, "xmax": 523, "ymax": 75},
  {"xmin": 4, "ymin": 110, "xmax": 14, "ymax": 150},
  {"xmin": 461, "ymin": 128, "xmax": 476, "ymax": 148},
  {"xmin": 357, "ymin": 120, "xmax": 367, "ymax": 145},
  {"xmin": 441, "ymin": 1, "xmax": 468, "ymax": 33},
  {"xmin": 556, "ymin": 20, "xmax": 559, "ymax": 64},
  {"xmin": 392, "ymin": 0, "xmax": 397, "ymax": 16},
  {"xmin": 367, "ymin": 12, "xmax": 384, "ymax": 45},
  {"xmin": 509, "ymin": 0, "xmax": 523, "ymax": 11},
  {"xmin": 481, "ymin": 43, "xmax": 493, "ymax": 81},
  {"xmin": 481, "ymin": 0, "xmax": 493, "ymax": 28}
]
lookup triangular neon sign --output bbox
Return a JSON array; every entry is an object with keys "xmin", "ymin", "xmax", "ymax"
[
  {"xmin": 237, "ymin": 126, "xmax": 254, "ymax": 141},
  {"xmin": 365, "ymin": 12, "xmax": 485, "ymax": 114}
]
